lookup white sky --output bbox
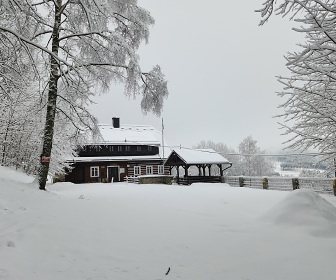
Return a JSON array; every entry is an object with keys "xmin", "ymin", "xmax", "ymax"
[{"xmin": 90, "ymin": 0, "xmax": 303, "ymax": 152}]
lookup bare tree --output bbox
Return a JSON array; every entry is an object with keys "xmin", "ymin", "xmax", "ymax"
[
  {"xmin": 238, "ymin": 136, "xmax": 274, "ymax": 176},
  {"xmin": 256, "ymin": 0, "xmax": 336, "ymax": 163},
  {"xmin": 194, "ymin": 140, "xmax": 239, "ymax": 175},
  {"xmin": 195, "ymin": 138, "xmax": 274, "ymax": 176},
  {"xmin": 0, "ymin": 0, "xmax": 168, "ymax": 190}
]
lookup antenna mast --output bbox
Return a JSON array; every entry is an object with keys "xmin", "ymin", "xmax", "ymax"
[{"xmin": 162, "ymin": 118, "xmax": 165, "ymax": 159}]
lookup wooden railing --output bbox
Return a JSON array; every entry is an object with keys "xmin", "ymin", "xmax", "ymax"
[
  {"xmin": 125, "ymin": 176, "xmax": 140, "ymax": 184},
  {"xmin": 225, "ymin": 176, "xmax": 336, "ymax": 195},
  {"xmin": 177, "ymin": 176, "xmax": 223, "ymax": 185},
  {"xmin": 125, "ymin": 175, "xmax": 173, "ymax": 185}
]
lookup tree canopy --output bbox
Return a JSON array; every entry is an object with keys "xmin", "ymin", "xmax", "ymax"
[
  {"xmin": 0, "ymin": 0, "xmax": 168, "ymax": 189},
  {"xmin": 257, "ymin": 0, "xmax": 336, "ymax": 162}
]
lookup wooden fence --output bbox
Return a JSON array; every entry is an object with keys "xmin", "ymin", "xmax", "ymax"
[
  {"xmin": 225, "ymin": 176, "xmax": 336, "ymax": 195},
  {"xmin": 125, "ymin": 176, "xmax": 140, "ymax": 184},
  {"xmin": 177, "ymin": 176, "xmax": 223, "ymax": 185},
  {"xmin": 125, "ymin": 175, "xmax": 173, "ymax": 184}
]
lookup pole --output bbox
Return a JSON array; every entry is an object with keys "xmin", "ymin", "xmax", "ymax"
[{"xmin": 162, "ymin": 117, "xmax": 165, "ymax": 159}]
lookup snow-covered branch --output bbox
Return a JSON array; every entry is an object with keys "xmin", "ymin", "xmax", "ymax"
[{"xmin": 256, "ymin": 0, "xmax": 336, "ymax": 164}]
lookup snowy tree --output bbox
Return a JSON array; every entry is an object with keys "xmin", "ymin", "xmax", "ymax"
[
  {"xmin": 0, "ymin": 89, "xmax": 38, "ymax": 171},
  {"xmin": 194, "ymin": 139, "xmax": 274, "ymax": 176},
  {"xmin": 237, "ymin": 136, "xmax": 274, "ymax": 176},
  {"xmin": 0, "ymin": 0, "xmax": 168, "ymax": 190},
  {"xmin": 256, "ymin": 0, "xmax": 336, "ymax": 165},
  {"xmin": 0, "ymin": 76, "xmax": 81, "ymax": 177},
  {"xmin": 238, "ymin": 136, "xmax": 258, "ymax": 176},
  {"xmin": 0, "ymin": 32, "xmax": 41, "ymax": 173},
  {"xmin": 194, "ymin": 140, "xmax": 239, "ymax": 175}
]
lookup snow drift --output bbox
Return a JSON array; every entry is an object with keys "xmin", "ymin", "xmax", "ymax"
[{"xmin": 261, "ymin": 189, "xmax": 336, "ymax": 237}]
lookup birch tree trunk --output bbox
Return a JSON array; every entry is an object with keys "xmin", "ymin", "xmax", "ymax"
[{"xmin": 38, "ymin": 1, "xmax": 61, "ymax": 190}]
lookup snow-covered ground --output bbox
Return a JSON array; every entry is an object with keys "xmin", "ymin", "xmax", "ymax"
[{"xmin": 1, "ymin": 166, "xmax": 336, "ymax": 280}]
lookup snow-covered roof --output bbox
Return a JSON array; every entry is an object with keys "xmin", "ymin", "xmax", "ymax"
[
  {"xmin": 75, "ymin": 123, "xmax": 171, "ymax": 161},
  {"xmin": 165, "ymin": 148, "xmax": 231, "ymax": 165},
  {"xmin": 88, "ymin": 124, "xmax": 162, "ymax": 146}
]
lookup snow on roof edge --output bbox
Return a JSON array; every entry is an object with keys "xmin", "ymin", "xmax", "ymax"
[{"xmin": 166, "ymin": 148, "xmax": 230, "ymax": 165}]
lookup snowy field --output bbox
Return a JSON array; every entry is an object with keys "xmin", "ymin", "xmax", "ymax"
[{"xmin": 1, "ymin": 166, "xmax": 336, "ymax": 280}]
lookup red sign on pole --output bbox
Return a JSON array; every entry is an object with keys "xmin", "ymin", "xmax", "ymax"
[{"xmin": 41, "ymin": 156, "xmax": 51, "ymax": 163}]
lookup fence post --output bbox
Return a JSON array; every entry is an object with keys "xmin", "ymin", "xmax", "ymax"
[
  {"xmin": 262, "ymin": 178, "xmax": 269, "ymax": 189},
  {"xmin": 239, "ymin": 177, "xmax": 245, "ymax": 187},
  {"xmin": 292, "ymin": 178, "xmax": 299, "ymax": 190},
  {"xmin": 333, "ymin": 179, "xmax": 336, "ymax": 196}
]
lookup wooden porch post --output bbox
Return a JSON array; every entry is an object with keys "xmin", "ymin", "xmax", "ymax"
[
  {"xmin": 185, "ymin": 165, "xmax": 189, "ymax": 177},
  {"xmin": 202, "ymin": 165, "xmax": 206, "ymax": 176},
  {"xmin": 197, "ymin": 165, "xmax": 202, "ymax": 176},
  {"xmin": 176, "ymin": 166, "xmax": 180, "ymax": 184},
  {"xmin": 218, "ymin": 164, "xmax": 223, "ymax": 176},
  {"xmin": 185, "ymin": 165, "xmax": 189, "ymax": 185}
]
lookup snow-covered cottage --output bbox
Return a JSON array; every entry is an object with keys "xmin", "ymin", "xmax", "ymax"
[{"xmin": 65, "ymin": 118, "xmax": 170, "ymax": 184}]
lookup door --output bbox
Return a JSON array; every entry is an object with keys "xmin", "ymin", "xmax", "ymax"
[
  {"xmin": 107, "ymin": 166, "xmax": 119, "ymax": 182},
  {"xmin": 74, "ymin": 167, "xmax": 85, "ymax": 183}
]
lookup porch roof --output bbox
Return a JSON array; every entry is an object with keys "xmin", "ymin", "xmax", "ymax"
[{"xmin": 165, "ymin": 148, "xmax": 231, "ymax": 166}]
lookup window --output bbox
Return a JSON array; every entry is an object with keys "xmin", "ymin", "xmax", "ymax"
[
  {"xmin": 147, "ymin": 146, "xmax": 152, "ymax": 152},
  {"xmin": 146, "ymin": 166, "xmax": 153, "ymax": 175},
  {"xmin": 90, "ymin": 166, "xmax": 99, "ymax": 177},
  {"xmin": 134, "ymin": 166, "xmax": 141, "ymax": 176},
  {"xmin": 118, "ymin": 146, "xmax": 122, "ymax": 152},
  {"xmin": 137, "ymin": 146, "xmax": 142, "ymax": 152},
  {"xmin": 109, "ymin": 146, "xmax": 114, "ymax": 152},
  {"xmin": 158, "ymin": 165, "xmax": 164, "ymax": 175},
  {"xmin": 89, "ymin": 146, "xmax": 100, "ymax": 152},
  {"xmin": 125, "ymin": 146, "xmax": 131, "ymax": 152}
]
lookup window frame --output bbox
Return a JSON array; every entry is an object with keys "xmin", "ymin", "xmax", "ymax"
[
  {"xmin": 158, "ymin": 165, "xmax": 164, "ymax": 175},
  {"xmin": 90, "ymin": 166, "xmax": 99, "ymax": 177},
  {"xmin": 146, "ymin": 165, "xmax": 153, "ymax": 175},
  {"xmin": 134, "ymin": 166, "xmax": 141, "ymax": 176}
]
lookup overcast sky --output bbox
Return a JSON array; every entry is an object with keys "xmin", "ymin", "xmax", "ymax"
[{"xmin": 90, "ymin": 0, "xmax": 303, "ymax": 152}]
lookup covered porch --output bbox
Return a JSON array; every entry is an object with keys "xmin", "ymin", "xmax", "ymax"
[{"xmin": 164, "ymin": 148, "xmax": 232, "ymax": 185}]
